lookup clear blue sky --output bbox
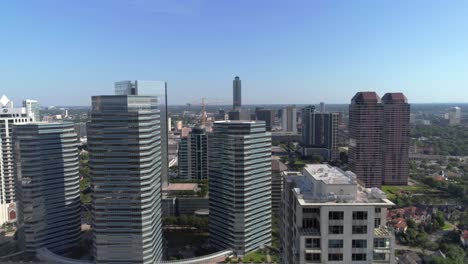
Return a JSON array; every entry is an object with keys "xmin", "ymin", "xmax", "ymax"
[{"xmin": 1, "ymin": 0, "xmax": 468, "ymax": 106}]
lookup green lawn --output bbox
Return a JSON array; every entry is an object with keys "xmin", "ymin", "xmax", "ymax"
[
  {"xmin": 381, "ymin": 185, "xmax": 436, "ymax": 200},
  {"xmin": 442, "ymin": 222, "xmax": 454, "ymax": 231},
  {"xmin": 243, "ymin": 250, "xmax": 267, "ymax": 263}
]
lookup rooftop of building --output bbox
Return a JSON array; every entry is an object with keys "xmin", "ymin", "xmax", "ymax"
[
  {"xmin": 351, "ymin": 91, "xmax": 381, "ymax": 104},
  {"xmin": 287, "ymin": 164, "xmax": 393, "ymax": 206},
  {"xmin": 214, "ymin": 120, "xmax": 257, "ymax": 124},
  {"xmin": 382, "ymin": 92, "xmax": 408, "ymax": 104},
  {"xmin": 272, "ymin": 159, "xmax": 288, "ymax": 172},
  {"xmin": 162, "ymin": 183, "xmax": 198, "ymax": 192},
  {"xmin": 303, "ymin": 164, "xmax": 355, "ymax": 185}
]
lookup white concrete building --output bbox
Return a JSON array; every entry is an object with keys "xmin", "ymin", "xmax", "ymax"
[
  {"xmin": 0, "ymin": 95, "xmax": 38, "ymax": 224},
  {"xmin": 281, "ymin": 164, "xmax": 395, "ymax": 264},
  {"xmin": 282, "ymin": 105, "xmax": 297, "ymax": 132},
  {"xmin": 448, "ymin": 106, "xmax": 462, "ymax": 126}
]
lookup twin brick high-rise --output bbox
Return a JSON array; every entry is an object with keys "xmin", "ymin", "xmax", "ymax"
[{"xmin": 349, "ymin": 92, "xmax": 410, "ymax": 188}]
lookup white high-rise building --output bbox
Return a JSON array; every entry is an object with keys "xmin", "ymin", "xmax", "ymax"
[
  {"xmin": 0, "ymin": 95, "xmax": 37, "ymax": 224},
  {"xmin": 448, "ymin": 106, "xmax": 462, "ymax": 126},
  {"xmin": 281, "ymin": 164, "xmax": 395, "ymax": 264},
  {"xmin": 22, "ymin": 99, "xmax": 40, "ymax": 122},
  {"xmin": 282, "ymin": 105, "xmax": 297, "ymax": 132}
]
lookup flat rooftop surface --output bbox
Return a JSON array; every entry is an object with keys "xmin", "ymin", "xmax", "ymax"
[
  {"xmin": 304, "ymin": 164, "xmax": 354, "ymax": 185},
  {"xmin": 163, "ymin": 183, "xmax": 198, "ymax": 191}
]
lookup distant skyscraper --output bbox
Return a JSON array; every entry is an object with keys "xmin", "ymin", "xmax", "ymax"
[
  {"xmin": 89, "ymin": 95, "xmax": 163, "ymax": 263},
  {"xmin": 319, "ymin": 102, "xmax": 325, "ymax": 113},
  {"xmin": 209, "ymin": 121, "xmax": 271, "ymax": 256},
  {"xmin": 349, "ymin": 92, "xmax": 410, "ymax": 188},
  {"xmin": 382, "ymin": 93, "xmax": 410, "ymax": 185},
  {"xmin": 282, "ymin": 105, "xmax": 297, "ymax": 132},
  {"xmin": 301, "ymin": 105, "xmax": 339, "ymax": 160},
  {"xmin": 14, "ymin": 122, "xmax": 81, "ymax": 253},
  {"xmin": 178, "ymin": 125, "xmax": 208, "ymax": 181},
  {"xmin": 233, "ymin": 76, "xmax": 242, "ymax": 110},
  {"xmin": 255, "ymin": 107, "xmax": 275, "ymax": 131},
  {"xmin": 114, "ymin": 80, "xmax": 169, "ymax": 187},
  {"xmin": 0, "ymin": 95, "xmax": 36, "ymax": 224},
  {"xmin": 448, "ymin": 106, "xmax": 462, "ymax": 125},
  {"xmin": 22, "ymin": 99, "xmax": 40, "ymax": 122}
]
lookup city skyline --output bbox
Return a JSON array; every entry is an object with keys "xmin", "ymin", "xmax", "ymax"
[{"xmin": 2, "ymin": 1, "xmax": 468, "ymax": 105}]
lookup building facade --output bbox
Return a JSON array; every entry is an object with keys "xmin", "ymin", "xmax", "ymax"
[
  {"xmin": 282, "ymin": 106, "xmax": 297, "ymax": 133},
  {"xmin": 89, "ymin": 95, "xmax": 163, "ymax": 263},
  {"xmin": 448, "ymin": 106, "xmax": 462, "ymax": 125},
  {"xmin": 349, "ymin": 92, "xmax": 385, "ymax": 188},
  {"xmin": 349, "ymin": 92, "xmax": 410, "ymax": 187},
  {"xmin": 0, "ymin": 95, "xmax": 37, "ymax": 224},
  {"xmin": 271, "ymin": 159, "xmax": 288, "ymax": 215},
  {"xmin": 114, "ymin": 80, "xmax": 169, "ymax": 187},
  {"xmin": 228, "ymin": 109, "xmax": 251, "ymax": 121},
  {"xmin": 178, "ymin": 125, "xmax": 208, "ymax": 181},
  {"xmin": 209, "ymin": 121, "xmax": 272, "ymax": 256},
  {"xmin": 14, "ymin": 122, "xmax": 81, "ymax": 253},
  {"xmin": 281, "ymin": 164, "xmax": 395, "ymax": 264},
  {"xmin": 382, "ymin": 93, "xmax": 410, "ymax": 185},
  {"xmin": 233, "ymin": 76, "xmax": 242, "ymax": 110},
  {"xmin": 22, "ymin": 99, "xmax": 40, "ymax": 122},
  {"xmin": 255, "ymin": 108, "xmax": 275, "ymax": 131},
  {"xmin": 301, "ymin": 105, "xmax": 339, "ymax": 161}
]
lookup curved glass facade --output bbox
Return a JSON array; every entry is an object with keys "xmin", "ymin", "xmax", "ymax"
[{"xmin": 14, "ymin": 122, "xmax": 81, "ymax": 254}]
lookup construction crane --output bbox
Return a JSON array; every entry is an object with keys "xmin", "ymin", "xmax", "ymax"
[{"xmin": 186, "ymin": 97, "xmax": 230, "ymax": 126}]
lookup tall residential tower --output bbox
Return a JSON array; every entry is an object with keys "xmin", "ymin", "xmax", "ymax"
[
  {"xmin": 349, "ymin": 92, "xmax": 384, "ymax": 188},
  {"xmin": 381, "ymin": 93, "xmax": 410, "ymax": 185},
  {"xmin": 349, "ymin": 92, "xmax": 410, "ymax": 188},
  {"xmin": 89, "ymin": 95, "xmax": 163, "ymax": 263},
  {"xmin": 282, "ymin": 105, "xmax": 297, "ymax": 132},
  {"xmin": 209, "ymin": 121, "xmax": 272, "ymax": 256},
  {"xmin": 178, "ymin": 125, "xmax": 208, "ymax": 181},
  {"xmin": 301, "ymin": 105, "xmax": 339, "ymax": 161},
  {"xmin": 0, "ymin": 95, "xmax": 37, "ymax": 224}
]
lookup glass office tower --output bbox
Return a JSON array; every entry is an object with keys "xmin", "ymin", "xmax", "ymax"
[
  {"xmin": 209, "ymin": 120, "xmax": 272, "ymax": 256},
  {"xmin": 114, "ymin": 80, "xmax": 168, "ymax": 187},
  {"xmin": 14, "ymin": 122, "xmax": 81, "ymax": 253},
  {"xmin": 89, "ymin": 95, "xmax": 163, "ymax": 263}
]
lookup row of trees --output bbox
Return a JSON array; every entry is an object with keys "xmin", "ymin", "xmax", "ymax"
[
  {"xmin": 79, "ymin": 151, "xmax": 91, "ymax": 205},
  {"xmin": 411, "ymin": 124, "xmax": 468, "ymax": 156},
  {"xmin": 163, "ymin": 215, "xmax": 208, "ymax": 231}
]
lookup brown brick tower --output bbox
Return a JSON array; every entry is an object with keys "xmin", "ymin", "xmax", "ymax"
[
  {"xmin": 382, "ymin": 93, "xmax": 410, "ymax": 185},
  {"xmin": 349, "ymin": 92, "xmax": 384, "ymax": 188},
  {"xmin": 349, "ymin": 92, "xmax": 410, "ymax": 188}
]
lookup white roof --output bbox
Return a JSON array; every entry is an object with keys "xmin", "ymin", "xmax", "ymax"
[{"xmin": 303, "ymin": 164, "xmax": 354, "ymax": 185}]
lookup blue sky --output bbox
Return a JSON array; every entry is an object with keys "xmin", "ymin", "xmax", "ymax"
[{"xmin": 1, "ymin": 0, "xmax": 468, "ymax": 106}]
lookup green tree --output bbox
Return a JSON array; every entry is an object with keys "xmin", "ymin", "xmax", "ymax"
[{"xmin": 435, "ymin": 211, "xmax": 445, "ymax": 227}]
